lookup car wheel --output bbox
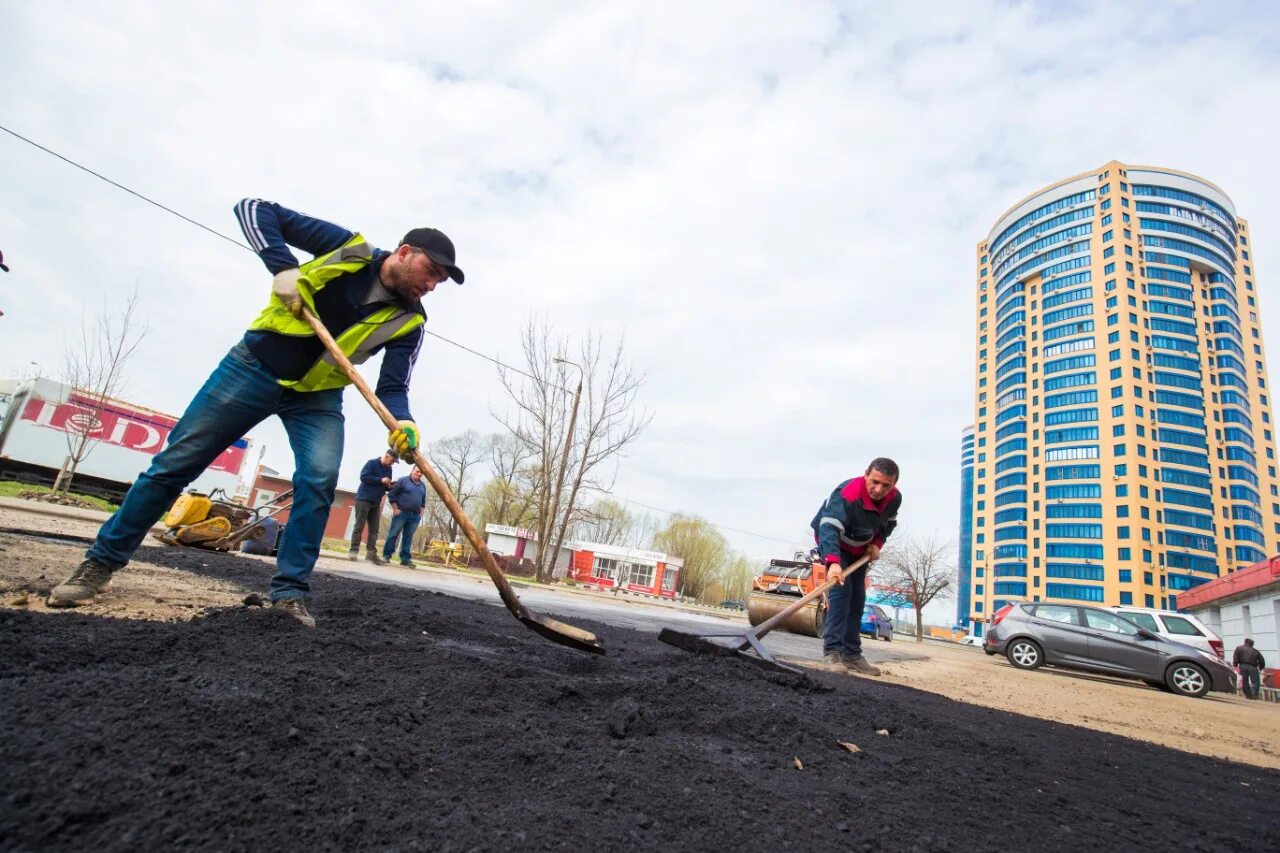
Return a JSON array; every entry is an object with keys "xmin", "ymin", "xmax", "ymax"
[
  {"xmin": 1165, "ymin": 662, "xmax": 1210, "ymax": 698},
  {"xmin": 1006, "ymin": 638, "xmax": 1043, "ymax": 670}
]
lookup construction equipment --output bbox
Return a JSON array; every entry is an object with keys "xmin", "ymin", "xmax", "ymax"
[
  {"xmin": 152, "ymin": 487, "xmax": 294, "ymax": 552},
  {"xmin": 300, "ymin": 307, "xmax": 604, "ymax": 656},
  {"xmin": 747, "ymin": 556, "xmax": 832, "ymax": 638},
  {"xmin": 659, "ymin": 555, "xmax": 870, "ymax": 673}
]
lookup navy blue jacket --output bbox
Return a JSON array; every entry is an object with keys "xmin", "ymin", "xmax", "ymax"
[
  {"xmin": 355, "ymin": 457, "xmax": 394, "ymax": 504},
  {"xmin": 234, "ymin": 199, "xmax": 422, "ymax": 421},
  {"xmin": 810, "ymin": 476, "xmax": 902, "ymax": 566},
  {"xmin": 388, "ymin": 475, "xmax": 427, "ymax": 514}
]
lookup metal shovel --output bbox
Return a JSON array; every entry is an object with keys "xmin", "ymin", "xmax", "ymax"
[
  {"xmin": 658, "ymin": 555, "xmax": 870, "ymax": 673},
  {"xmin": 302, "ymin": 308, "xmax": 604, "ymax": 655}
]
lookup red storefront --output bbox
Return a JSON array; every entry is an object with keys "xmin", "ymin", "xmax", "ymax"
[
  {"xmin": 247, "ymin": 469, "xmax": 358, "ymax": 541},
  {"xmin": 567, "ymin": 541, "xmax": 682, "ymax": 599}
]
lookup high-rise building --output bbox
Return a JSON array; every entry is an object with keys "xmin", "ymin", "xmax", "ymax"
[
  {"xmin": 957, "ymin": 426, "xmax": 975, "ymax": 629},
  {"xmin": 966, "ymin": 161, "xmax": 1277, "ymax": 634}
]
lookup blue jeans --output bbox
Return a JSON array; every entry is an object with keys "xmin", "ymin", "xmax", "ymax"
[
  {"xmin": 823, "ymin": 557, "xmax": 868, "ymax": 658},
  {"xmin": 89, "ymin": 341, "xmax": 344, "ymax": 601},
  {"xmin": 383, "ymin": 511, "xmax": 421, "ymax": 563}
]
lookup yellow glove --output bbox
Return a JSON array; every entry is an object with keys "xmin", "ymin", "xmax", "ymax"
[
  {"xmin": 272, "ymin": 268, "xmax": 305, "ymax": 318},
  {"xmin": 388, "ymin": 421, "xmax": 420, "ymax": 461}
]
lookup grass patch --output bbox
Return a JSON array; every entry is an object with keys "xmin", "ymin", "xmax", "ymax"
[{"xmin": 0, "ymin": 480, "xmax": 120, "ymax": 512}]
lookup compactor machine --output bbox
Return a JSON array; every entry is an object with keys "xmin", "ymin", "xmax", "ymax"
[
  {"xmin": 152, "ymin": 488, "xmax": 293, "ymax": 552},
  {"xmin": 746, "ymin": 555, "xmax": 832, "ymax": 638}
]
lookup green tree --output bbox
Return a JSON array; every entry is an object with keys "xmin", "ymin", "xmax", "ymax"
[{"xmin": 653, "ymin": 514, "xmax": 729, "ymax": 600}]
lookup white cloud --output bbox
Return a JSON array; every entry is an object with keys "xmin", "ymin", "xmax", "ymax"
[{"xmin": 4, "ymin": 1, "xmax": 1280, "ymax": 614}]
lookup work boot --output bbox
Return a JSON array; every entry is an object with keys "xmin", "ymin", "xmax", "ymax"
[
  {"xmin": 47, "ymin": 559, "xmax": 114, "ymax": 607},
  {"xmin": 347, "ymin": 549, "xmax": 359, "ymax": 561},
  {"xmin": 271, "ymin": 597, "xmax": 316, "ymax": 628},
  {"xmin": 399, "ymin": 559, "xmax": 416, "ymax": 569},
  {"xmin": 823, "ymin": 650, "xmax": 844, "ymax": 667},
  {"xmin": 843, "ymin": 655, "xmax": 881, "ymax": 677},
  {"xmin": 366, "ymin": 552, "xmax": 386, "ymax": 566}
]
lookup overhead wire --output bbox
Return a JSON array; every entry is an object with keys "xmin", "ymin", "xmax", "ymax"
[{"xmin": 0, "ymin": 123, "xmax": 806, "ymax": 552}]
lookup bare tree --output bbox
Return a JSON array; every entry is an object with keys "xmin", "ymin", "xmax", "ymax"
[
  {"xmin": 424, "ymin": 430, "xmax": 491, "ymax": 542},
  {"xmin": 574, "ymin": 498, "xmax": 633, "ymax": 546},
  {"xmin": 876, "ymin": 532, "xmax": 955, "ymax": 643},
  {"xmin": 496, "ymin": 319, "xmax": 651, "ymax": 582},
  {"xmin": 56, "ymin": 290, "xmax": 149, "ymax": 495}
]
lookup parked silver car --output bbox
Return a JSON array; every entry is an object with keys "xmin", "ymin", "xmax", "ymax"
[{"xmin": 983, "ymin": 602, "xmax": 1236, "ymax": 698}]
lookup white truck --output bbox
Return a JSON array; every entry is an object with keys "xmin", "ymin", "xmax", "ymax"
[{"xmin": 0, "ymin": 377, "xmax": 251, "ymax": 502}]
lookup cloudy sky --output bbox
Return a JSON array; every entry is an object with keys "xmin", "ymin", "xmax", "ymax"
[{"xmin": 3, "ymin": 1, "xmax": 1280, "ymax": 616}]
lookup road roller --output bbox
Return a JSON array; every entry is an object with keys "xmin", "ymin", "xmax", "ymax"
[{"xmin": 747, "ymin": 557, "xmax": 831, "ymax": 638}]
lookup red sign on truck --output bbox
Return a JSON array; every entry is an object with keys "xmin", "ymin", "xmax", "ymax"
[{"xmin": 20, "ymin": 393, "xmax": 248, "ymax": 473}]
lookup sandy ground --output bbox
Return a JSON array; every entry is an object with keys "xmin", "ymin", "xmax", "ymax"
[
  {"xmin": 871, "ymin": 640, "xmax": 1279, "ymax": 768},
  {"xmin": 3, "ymin": 501, "xmax": 1277, "ymax": 771}
]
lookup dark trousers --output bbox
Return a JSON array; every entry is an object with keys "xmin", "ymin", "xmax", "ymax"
[
  {"xmin": 349, "ymin": 499, "xmax": 382, "ymax": 554},
  {"xmin": 823, "ymin": 558, "xmax": 868, "ymax": 658},
  {"xmin": 1240, "ymin": 663, "xmax": 1261, "ymax": 699}
]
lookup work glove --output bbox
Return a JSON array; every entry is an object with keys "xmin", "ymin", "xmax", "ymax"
[
  {"xmin": 272, "ymin": 268, "xmax": 304, "ymax": 318},
  {"xmin": 388, "ymin": 421, "xmax": 420, "ymax": 461}
]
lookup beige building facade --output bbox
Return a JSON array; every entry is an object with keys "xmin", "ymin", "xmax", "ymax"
[{"xmin": 968, "ymin": 162, "xmax": 1278, "ymax": 632}]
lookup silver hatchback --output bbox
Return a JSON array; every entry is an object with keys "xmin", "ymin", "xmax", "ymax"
[{"xmin": 983, "ymin": 602, "xmax": 1236, "ymax": 698}]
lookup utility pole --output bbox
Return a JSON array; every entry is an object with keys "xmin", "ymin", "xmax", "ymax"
[{"xmin": 543, "ymin": 356, "xmax": 582, "ymax": 582}]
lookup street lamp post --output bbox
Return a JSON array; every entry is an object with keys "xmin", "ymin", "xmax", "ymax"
[{"xmin": 544, "ymin": 356, "xmax": 583, "ymax": 582}]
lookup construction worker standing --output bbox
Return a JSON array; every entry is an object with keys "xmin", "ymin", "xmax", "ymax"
[
  {"xmin": 810, "ymin": 458, "xmax": 902, "ymax": 676},
  {"xmin": 350, "ymin": 450, "xmax": 396, "ymax": 564},
  {"xmin": 46, "ymin": 199, "xmax": 464, "ymax": 627},
  {"xmin": 382, "ymin": 468, "xmax": 427, "ymax": 568}
]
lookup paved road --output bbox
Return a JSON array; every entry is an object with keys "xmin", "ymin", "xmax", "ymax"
[{"xmin": 315, "ymin": 556, "xmax": 925, "ymax": 666}]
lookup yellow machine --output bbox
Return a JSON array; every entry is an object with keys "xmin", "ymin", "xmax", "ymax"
[
  {"xmin": 426, "ymin": 538, "xmax": 468, "ymax": 567},
  {"xmin": 152, "ymin": 488, "xmax": 293, "ymax": 552}
]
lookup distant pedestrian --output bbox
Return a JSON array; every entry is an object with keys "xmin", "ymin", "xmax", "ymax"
[
  {"xmin": 383, "ymin": 468, "xmax": 427, "ymax": 567},
  {"xmin": 1233, "ymin": 638, "xmax": 1266, "ymax": 700},
  {"xmin": 350, "ymin": 450, "xmax": 395, "ymax": 565}
]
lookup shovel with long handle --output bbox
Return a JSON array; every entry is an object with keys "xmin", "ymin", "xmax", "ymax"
[
  {"xmin": 301, "ymin": 307, "xmax": 604, "ymax": 655},
  {"xmin": 658, "ymin": 555, "xmax": 870, "ymax": 673}
]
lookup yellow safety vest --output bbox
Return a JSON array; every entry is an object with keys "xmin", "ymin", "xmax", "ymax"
[{"xmin": 247, "ymin": 233, "xmax": 425, "ymax": 391}]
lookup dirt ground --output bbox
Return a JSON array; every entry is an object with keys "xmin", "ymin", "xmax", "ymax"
[
  {"xmin": 875, "ymin": 641, "xmax": 1280, "ymax": 769},
  {"xmin": 2, "ymin": 520, "xmax": 1279, "ymax": 851}
]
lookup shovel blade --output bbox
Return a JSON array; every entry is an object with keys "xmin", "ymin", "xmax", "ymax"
[{"xmin": 520, "ymin": 613, "xmax": 606, "ymax": 655}]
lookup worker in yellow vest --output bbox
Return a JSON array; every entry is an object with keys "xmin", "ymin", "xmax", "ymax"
[{"xmin": 47, "ymin": 199, "xmax": 464, "ymax": 627}]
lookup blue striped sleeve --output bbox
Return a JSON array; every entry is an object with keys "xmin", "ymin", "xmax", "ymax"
[{"xmin": 234, "ymin": 199, "xmax": 355, "ymax": 274}]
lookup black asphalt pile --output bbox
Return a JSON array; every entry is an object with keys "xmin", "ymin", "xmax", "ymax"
[{"xmin": 2, "ymin": 547, "xmax": 1278, "ymax": 852}]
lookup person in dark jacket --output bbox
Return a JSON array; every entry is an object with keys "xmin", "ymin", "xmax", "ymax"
[
  {"xmin": 1233, "ymin": 638, "xmax": 1267, "ymax": 699},
  {"xmin": 810, "ymin": 458, "xmax": 902, "ymax": 676},
  {"xmin": 383, "ymin": 468, "xmax": 427, "ymax": 567},
  {"xmin": 47, "ymin": 199, "xmax": 463, "ymax": 628},
  {"xmin": 349, "ymin": 450, "xmax": 396, "ymax": 564}
]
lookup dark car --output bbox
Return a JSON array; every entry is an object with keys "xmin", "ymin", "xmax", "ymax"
[
  {"xmin": 983, "ymin": 602, "xmax": 1236, "ymax": 698},
  {"xmin": 861, "ymin": 604, "xmax": 893, "ymax": 641}
]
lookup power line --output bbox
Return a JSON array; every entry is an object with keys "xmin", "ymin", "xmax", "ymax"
[
  {"xmin": 0, "ymin": 122, "xmax": 570, "ymax": 394},
  {"xmin": 2, "ymin": 123, "xmax": 802, "ymax": 552}
]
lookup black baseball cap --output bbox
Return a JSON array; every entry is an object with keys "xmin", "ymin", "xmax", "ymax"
[{"xmin": 400, "ymin": 228, "xmax": 464, "ymax": 284}]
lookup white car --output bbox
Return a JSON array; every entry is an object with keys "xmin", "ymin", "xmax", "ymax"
[{"xmin": 1110, "ymin": 606, "xmax": 1224, "ymax": 659}]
